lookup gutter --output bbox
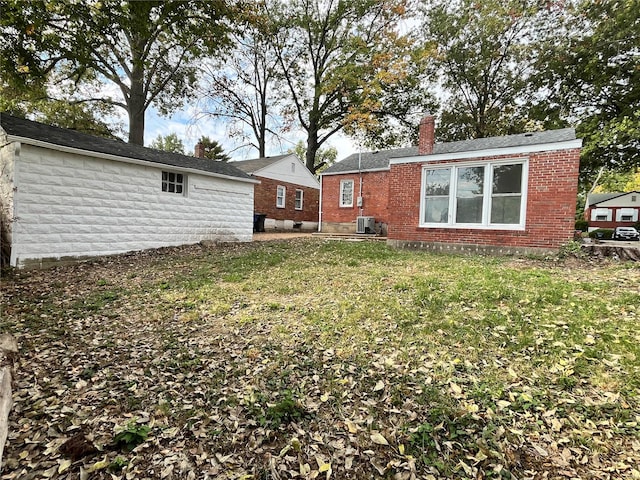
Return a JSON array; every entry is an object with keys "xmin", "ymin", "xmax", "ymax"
[{"xmin": 6, "ymin": 135, "xmax": 260, "ymax": 185}]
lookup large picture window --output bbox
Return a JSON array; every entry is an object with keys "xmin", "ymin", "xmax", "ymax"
[
  {"xmin": 340, "ymin": 179, "xmax": 354, "ymax": 207},
  {"xmin": 421, "ymin": 160, "xmax": 526, "ymax": 229}
]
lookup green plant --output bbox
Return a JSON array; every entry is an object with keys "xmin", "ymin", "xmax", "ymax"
[
  {"xmin": 108, "ymin": 456, "xmax": 129, "ymax": 472},
  {"xmin": 113, "ymin": 421, "xmax": 151, "ymax": 452},
  {"xmin": 558, "ymin": 241, "xmax": 585, "ymax": 259},
  {"xmin": 574, "ymin": 219, "xmax": 589, "ymax": 231},
  {"xmin": 264, "ymin": 390, "xmax": 307, "ymax": 429},
  {"xmin": 588, "ymin": 228, "xmax": 614, "ymax": 240}
]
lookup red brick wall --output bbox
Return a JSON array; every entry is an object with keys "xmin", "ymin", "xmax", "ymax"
[
  {"xmin": 387, "ymin": 148, "xmax": 581, "ymax": 249},
  {"xmin": 585, "ymin": 206, "xmax": 640, "ymax": 229},
  {"xmin": 254, "ymin": 176, "xmax": 319, "ymax": 222},
  {"xmin": 321, "ymin": 171, "xmax": 390, "ymax": 224}
]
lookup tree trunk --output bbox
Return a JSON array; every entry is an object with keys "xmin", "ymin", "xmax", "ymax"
[
  {"xmin": 306, "ymin": 116, "xmax": 320, "ymax": 173},
  {"xmin": 128, "ymin": 72, "xmax": 146, "ymax": 145}
]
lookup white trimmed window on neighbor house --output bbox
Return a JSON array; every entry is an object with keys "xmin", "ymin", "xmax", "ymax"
[
  {"xmin": 591, "ymin": 208, "xmax": 612, "ymax": 222},
  {"xmin": 276, "ymin": 185, "xmax": 286, "ymax": 208},
  {"xmin": 616, "ymin": 208, "xmax": 638, "ymax": 222},
  {"xmin": 420, "ymin": 160, "xmax": 526, "ymax": 228},
  {"xmin": 295, "ymin": 189, "xmax": 304, "ymax": 210},
  {"xmin": 162, "ymin": 171, "xmax": 185, "ymax": 194},
  {"xmin": 340, "ymin": 179, "xmax": 354, "ymax": 207}
]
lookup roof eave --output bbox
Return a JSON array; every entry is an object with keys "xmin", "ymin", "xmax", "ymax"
[
  {"xmin": 390, "ymin": 139, "xmax": 583, "ymax": 165},
  {"xmin": 321, "ymin": 167, "xmax": 390, "ymax": 176},
  {"xmin": 8, "ymin": 135, "xmax": 260, "ymax": 184}
]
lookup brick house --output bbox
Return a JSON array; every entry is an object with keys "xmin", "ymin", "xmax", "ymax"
[
  {"xmin": 1, "ymin": 114, "xmax": 258, "ymax": 268},
  {"xmin": 229, "ymin": 154, "xmax": 320, "ymax": 231},
  {"xmin": 321, "ymin": 116, "xmax": 582, "ymax": 253},
  {"xmin": 585, "ymin": 191, "xmax": 640, "ymax": 231}
]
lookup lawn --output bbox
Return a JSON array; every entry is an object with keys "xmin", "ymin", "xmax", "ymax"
[{"xmin": 1, "ymin": 239, "xmax": 639, "ymax": 479}]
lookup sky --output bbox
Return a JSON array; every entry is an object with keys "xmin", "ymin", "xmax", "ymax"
[{"xmin": 143, "ymin": 104, "xmax": 359, "ymax": 163}]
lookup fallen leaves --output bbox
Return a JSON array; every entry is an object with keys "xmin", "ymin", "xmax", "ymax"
[{"xmin": 0, "ymin": 240, "xmax": 639, "ymax": 478}]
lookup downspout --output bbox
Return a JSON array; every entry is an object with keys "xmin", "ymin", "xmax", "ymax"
[
  {"xmin": 358, "ymin": 149, "xmax": 363, "ymax": 217},
  {"xmin": 318, "ymin": 174, "xmax": 323, "ymax": 232}
]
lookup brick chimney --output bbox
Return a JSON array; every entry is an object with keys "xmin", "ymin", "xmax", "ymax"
[
  {"xmin": 418, "ymin": 115, "xmax": 435, "ymax": 155},
  {"xmin": 194, "ymin": 142, "xmax": 205, "ymax": 158}
]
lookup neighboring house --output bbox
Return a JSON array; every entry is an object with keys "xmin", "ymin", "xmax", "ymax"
[
  {"xmin": 321, "ymin": 116, "xmax": 582, "ymax": 253},
  {"xmin": 230, "ymin": 154, "xmax": 320, "ymax": 231},
  {"xmin": 0, "ymin": 114, "xmax": 258, "ymax": 269},
  {"xmin": 585, "ymin": 191, "xmax": 640, "ymax": 230}
]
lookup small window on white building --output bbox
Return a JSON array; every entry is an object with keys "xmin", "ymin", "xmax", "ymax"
[
  {"xmin": 340, "ymin": 179, "xmax": 354, "ymax": 207},
  {"xmin": 291, "ymin": 162, "xmax": 296, "ymax": 173},
  {"xmin": 276, "ymin": 185, "xmax": 286, "ymax": 208},
  {"xmin": 162, "ymin": 171, "xmax": 185, "ymax": 194},
  {"xmin": 295, "ymin": 189, "xmax": 304, "ymax": 210}
]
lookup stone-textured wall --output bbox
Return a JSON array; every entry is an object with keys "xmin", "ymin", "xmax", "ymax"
[
  {"xmin": 10, "ymin": 144, "xmax": 254, "ymax": 268},
  {"xmin": 388, "ymin": 148, "xmax": 581, "ymax": 249},
  {"xmin": 0, "ymin": 141, "xmax": 16, "ymax": 267}
]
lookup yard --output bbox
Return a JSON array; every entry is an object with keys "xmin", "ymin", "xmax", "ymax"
[{"xmin": 1, "ymin": 239, "xmax": 639, "ymax": 479}]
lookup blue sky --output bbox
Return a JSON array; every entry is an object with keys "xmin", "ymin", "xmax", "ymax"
[{"xmin": 143, "ymin": 105, "xmax": 358, "ymax": 162}]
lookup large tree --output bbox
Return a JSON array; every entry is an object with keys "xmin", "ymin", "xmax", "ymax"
[
  {"xmin": 1, "ymin": 0, "xmax": 236, "ymax": 145},
  {"xmin": 198, "ymin": 5, "xmax": 281, "ymax": 158},
  {"xmin": 539, "ymin": 0, "xmax": 640, "ymax": 185},
  {"xmin": 268, "ymin": 0, "xmax": 428, "ymax": 173},
  {"xmin": 420, "ymin": 0, "xmax": 554, "ymax": 141}
]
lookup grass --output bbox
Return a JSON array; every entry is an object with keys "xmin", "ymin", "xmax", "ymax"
[{"xmin": 1, "ymin": 238, "xmax": 639, "ymax": 479}]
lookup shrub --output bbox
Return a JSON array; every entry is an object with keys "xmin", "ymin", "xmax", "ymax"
[
  {"xmin": 588, "ymin": 228, "xmax": 614, "ymax": 240},
  {"xmin": 574, "ymin": 219, "xmax": 589, "ymax": 232}
]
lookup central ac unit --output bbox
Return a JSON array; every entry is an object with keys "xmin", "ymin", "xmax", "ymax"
[{"xmin": 356, "ymin": 216, "xmax": 375, "ymax": 234}]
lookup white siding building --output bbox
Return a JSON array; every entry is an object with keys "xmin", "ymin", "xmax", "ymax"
[{"xmin": 0, "ymin": 114, "xmax": 258, "ymax": 268}]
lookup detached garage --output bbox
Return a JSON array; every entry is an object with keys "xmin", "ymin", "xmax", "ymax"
[{"xmin": 0, "ymin": 114, "xmax": 258, "ymax": 268}]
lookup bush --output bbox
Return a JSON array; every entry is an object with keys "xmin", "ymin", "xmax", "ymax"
[
  {"xmin": 574, "ymin": 219, "xmax": 589, "ymax": 232},
  {"xmin": 588, "ymin": 228, "xmax": 614, "ymax": 240}
]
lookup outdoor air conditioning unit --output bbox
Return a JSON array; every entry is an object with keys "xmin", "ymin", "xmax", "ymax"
[{"xmin": 356, "ymin": 216, "xmax": 375, "ymax": 234}]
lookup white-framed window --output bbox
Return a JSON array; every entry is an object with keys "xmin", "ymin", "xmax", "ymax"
[
  {"xmin": 276, "ymin": 185, "xmax": 286, "ymax": 208},
  {"xmin": 616, "ymin": 208, "xmax": 638, "ymax": 222},
  {"xmin": 420, "ymin": 160, "xmax": 527, "ymax": 229},
  {"xmin": 591, "ymin": 208, "xmax": 612, "ymax": 222},
  {"xmin": 162, "ymin": 171, "xmax": 186, "ymax": 194},
  {"xmin": 340, "ymin": 179, "xmax": 354, "ymax": 207},
  {"xmin": 295, "ymin": 189, "xmax": 304, "ymax": 210}
]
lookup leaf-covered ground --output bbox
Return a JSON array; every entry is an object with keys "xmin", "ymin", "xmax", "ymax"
[{"xmin": 1, "ymin": 239, "xmax": 639, "ymax": 479}]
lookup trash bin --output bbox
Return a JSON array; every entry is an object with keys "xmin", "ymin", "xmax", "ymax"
[{"xmin": 253, "ymin": 214, "xmax": 266, "ymax": 232}]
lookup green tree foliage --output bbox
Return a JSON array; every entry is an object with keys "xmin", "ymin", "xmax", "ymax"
[
  {"xmin": 288, "ymin": 140, "xmax": 337, "ymax": 174},
  {"xmin": 539, "ymin": 0, "xmax": 640, "ymax": 185},
  {"xmin": 0, "ymin": 0, "xmax": 236, "ymax": 145},
  {"xmin": 420, "ymin": 0, "xmax": 551, "ymax": 141},
  {"xmin": 0, "ymin": 82, "xmax": 121, "ymax": 139},
  {"xmin": 593, "ymin": 168, "xmax": 640, "ymax": 194},
  {"xmin": 197, "ymin": 136, "xmax": 231, "ymax": 162},
  {"xmin": 268, "ymin": 0, "xmax": 430, "ymax": 173},
  {"xmin": 149, "ymin": 133, "xmax": 185, "ymax": 155}
]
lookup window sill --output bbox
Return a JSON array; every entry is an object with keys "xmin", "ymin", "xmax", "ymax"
[{"xmin": 418, "ymin": 224, "xmax": 526, "ymax": 231}]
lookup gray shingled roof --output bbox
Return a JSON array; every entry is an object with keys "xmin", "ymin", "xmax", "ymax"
[
  {"xmin": 230, "ymin": 154, "xmax": 293, "ymax": 174},
  {"xmin": 322, "ymin": 128, "xmax": 577, "ymax": 175},
  {"xmin": 587, "ymin": 192, "xmax": 637, "ymax": 206},
  {"xmin": 322, "ymin": 147, "xmax": 418, "ymax": 174},
  {"xmin": 0, "ymin": 113, "xmax": 254, "ymax": 181}
]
